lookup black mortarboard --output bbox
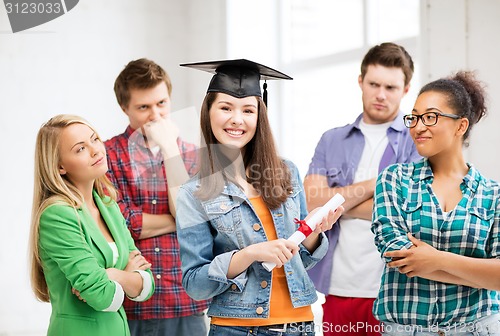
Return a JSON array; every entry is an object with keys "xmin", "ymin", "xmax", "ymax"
[{"xmin": 180, "ymin": 59, "xmax": 292, "ymax": 105}]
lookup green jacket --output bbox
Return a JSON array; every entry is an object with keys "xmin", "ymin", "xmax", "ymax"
[{"xmin": 39, "ymin": 191, "xmax": 155, "ymax": 336}]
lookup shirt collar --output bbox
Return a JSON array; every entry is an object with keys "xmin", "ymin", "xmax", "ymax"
[
  {"xmin": 389, "ymin": 112, "xmax": 407, "ymax": 132},
  {"xmin": 413, "ymin": 158, "xmax": 434, "ymax": 182},
  {"xmin": 462, "ymin": 163, "xmax": 480, "ymax": 192},
  {"xmin": 345, "ymin": 111, "xmax": 406, "ymax": 138},
  {"xmin": 124, "ymin": 125, "xmax": 136, "ymax": 138},
  {"xmin": 125, "ymin": 125, "xmax": 149, "ymax": 150},
  {"xmin": 413, "ymin": 158, "xmax": 480, "ymax": 192}
]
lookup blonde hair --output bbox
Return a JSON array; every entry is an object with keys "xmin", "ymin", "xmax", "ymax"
[{"xmin": 29, "ymin": 114, "xmax": 117, "ymax": 302}]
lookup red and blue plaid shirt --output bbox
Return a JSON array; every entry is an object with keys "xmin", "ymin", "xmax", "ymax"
[{"xmin": 105, "ymin": 126, "xmax": 209, "ymax": 320}]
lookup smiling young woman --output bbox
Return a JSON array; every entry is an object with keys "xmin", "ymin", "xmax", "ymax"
[
  {"xmin": 176, "ymin": 59, "xmax": 344, "ymax": 336},
  {"xmin": 372, "ymin": 72, "xmax": 500, "ymax": 335}
]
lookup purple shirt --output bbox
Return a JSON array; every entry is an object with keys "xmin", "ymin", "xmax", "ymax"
[{"xmin": 306, "ymin": 112, "xmax": 420, "ymax": 294}]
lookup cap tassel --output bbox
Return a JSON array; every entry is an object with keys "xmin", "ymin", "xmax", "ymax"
[{"xmin": 263, "ymin": 81, "xmax": 268, "ymax": 106}]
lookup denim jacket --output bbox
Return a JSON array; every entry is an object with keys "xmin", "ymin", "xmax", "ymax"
[{"xmin": 176, "ymin": 160, "xmax": 328, "ymax": 319}]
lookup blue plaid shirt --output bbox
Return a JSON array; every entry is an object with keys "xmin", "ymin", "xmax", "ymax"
[{"xmin": 372, "ymin": 159, "xmax": 500, "ymax": 327}]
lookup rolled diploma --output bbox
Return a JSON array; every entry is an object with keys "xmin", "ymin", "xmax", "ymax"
[{"xmin": 262, "ymin": 193, "xmax": 345, "ymax": 272}]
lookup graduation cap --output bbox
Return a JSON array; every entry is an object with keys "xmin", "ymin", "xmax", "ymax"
[{"xmin": 180, "ymin": 59, "xmax": 292, "ymax": 105}]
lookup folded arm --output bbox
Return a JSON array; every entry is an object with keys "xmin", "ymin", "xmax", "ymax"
[
  {"xmin": 386, "ymin": 233, "xmax": 500, "ymax": 289},
  {"xmin": 304, "ymin": 174, "xmax": 375, "ymax": 214}
]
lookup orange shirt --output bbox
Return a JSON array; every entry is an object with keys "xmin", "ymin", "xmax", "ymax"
[{"xmin": 211, "ymin": 196, "xmax": 313, "ymax": 326}]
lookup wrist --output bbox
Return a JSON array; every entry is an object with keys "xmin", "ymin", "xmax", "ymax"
[
  {"xmin": 124, "ymin": 271, "xmax": 143, "ymax": 298},
  {"xmin": 436, "ymin": 250, "xmax": 449, "ymax": 271},
  {"xmin": 302, "ymin": 233, "xmax": 321, "ymax": 251},
  {"xmin": 239, "ymin": 246, "xmax": 255, "ymax": 263},
  {"xmin": 160, "ymin": 142, "xmax": 180, "ymax": 158}
]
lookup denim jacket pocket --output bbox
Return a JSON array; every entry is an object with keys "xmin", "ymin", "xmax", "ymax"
[
  {"xmin": 204, "ymin": 198, "xmax": 242, "ymax": 233},
  {"xmin": 401, "ymin": 199, "xmax": 422, "ymax": 234}
]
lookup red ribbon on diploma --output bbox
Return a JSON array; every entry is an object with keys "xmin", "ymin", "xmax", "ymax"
[{"xmin": 294, "ymin": 218, "xmax": 313, "ymax": 237}]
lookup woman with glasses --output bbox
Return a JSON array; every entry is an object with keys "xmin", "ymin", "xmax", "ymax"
[{"xmin": 372, "ymin": 71, "xmax": 500, "ymax": 335}]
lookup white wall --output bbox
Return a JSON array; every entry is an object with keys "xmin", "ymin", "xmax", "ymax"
[
  {"xmin": 420, "ymin": 0, "xmax": 500, "ymax": 181},
  {"xmin": 0, "ymin": 1, "xmax": 227, "ymax": 334}
]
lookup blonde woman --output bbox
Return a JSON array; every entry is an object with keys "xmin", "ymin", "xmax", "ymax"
[{"xmin": 30, "ymin": 114, "xmax": 155, "ymax": 336}]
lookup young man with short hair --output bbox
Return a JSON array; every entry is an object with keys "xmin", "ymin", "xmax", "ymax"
[
  {"xmin": 105, "ymin": 58, "xmax": 208, "ymax": 336},
  {"xmin": 305, "ymin": 43, "xmax": 420, "ymax": 336}
]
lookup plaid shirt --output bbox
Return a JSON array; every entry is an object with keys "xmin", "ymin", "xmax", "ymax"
[
  {"xmin": 105, "ymin": 126, "xmax": 209, "ymax": 320},
  {"xmin": 372, "ymin": 159, "xmax": 500, "ymax": 327}
]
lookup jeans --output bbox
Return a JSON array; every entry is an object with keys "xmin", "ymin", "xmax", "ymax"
[
  {"xmin": 208, "ymin": 321, "xmax": 315, "ymax": 336},
  {"xmin": 128, "ymin": 311, "xmax": 208, "ymax": 336},
  {"xmin": 382, "ymin": 314, "xmax": 500, "ymax": 336}
]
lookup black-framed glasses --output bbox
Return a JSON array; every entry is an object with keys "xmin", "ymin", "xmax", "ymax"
[{"xmin": 402, "ymin": 111, "xmax": 461, "ymax": 128}]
